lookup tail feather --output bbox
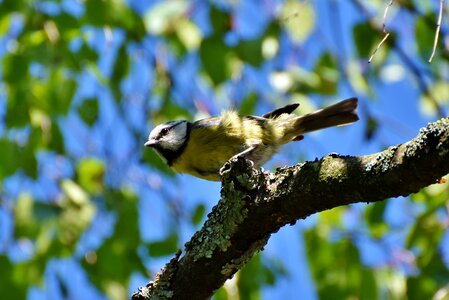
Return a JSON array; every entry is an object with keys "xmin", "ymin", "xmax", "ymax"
[{"xmin": 283, "ymin": 97, "xmax": 358, "ymax": 142}]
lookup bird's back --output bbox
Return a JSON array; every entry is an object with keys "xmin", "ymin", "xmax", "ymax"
[{"xmin": 171, "ymin": 111, "xmax": 282, "ymax": 180}]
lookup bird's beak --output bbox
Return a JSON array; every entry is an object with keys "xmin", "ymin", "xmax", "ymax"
[{"xmin": 144, "ymin": 139, "xmax": 157, "ymax": 148}]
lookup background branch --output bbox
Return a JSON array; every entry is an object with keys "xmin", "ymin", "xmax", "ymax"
[
  {"xmin": 352, "ymin": 0, "xmax": 446, "ymax": 118},
  {"xmin": 133, "ymin": 117, "xmax": 449, "ymax": 300}
]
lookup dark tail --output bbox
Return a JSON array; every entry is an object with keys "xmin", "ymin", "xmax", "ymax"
[{"xmin": 287, "ymin": 97, "xmax": 358, "ymax": 140}]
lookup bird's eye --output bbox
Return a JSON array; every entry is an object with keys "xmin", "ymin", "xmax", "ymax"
[{"xmin": 161, "ymin": 128, "xmax": 169, "ymax": 135}]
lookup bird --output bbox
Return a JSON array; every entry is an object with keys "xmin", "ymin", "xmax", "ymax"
[{"xmin": 144, "ymin": 97, "xmax": 358, "ymax": 181}]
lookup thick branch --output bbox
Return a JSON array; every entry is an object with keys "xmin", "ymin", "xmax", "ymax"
[{"xmin": 133, "ymin": 117, "xmax": 449, "ymax": 300}]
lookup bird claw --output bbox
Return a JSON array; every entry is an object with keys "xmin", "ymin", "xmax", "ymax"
[
  {"xmin": 219, "ymin": 157, "xmax": 255, "ymax": 177},
  {"xmin": 246, "ymin": 158, "xmax": 255, "ymax": 168}
]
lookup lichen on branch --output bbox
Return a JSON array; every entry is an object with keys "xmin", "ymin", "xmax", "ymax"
[{"xmin": 133, "ymin": 117, "xmax": 449, "ymax": 300}]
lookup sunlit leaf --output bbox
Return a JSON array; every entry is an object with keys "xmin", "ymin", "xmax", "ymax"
[
  {"xmin": 143, "ymin": 0, "xmax": 189, "ymax": 35},
  {"xmin": 280, "ymin": 1, "xmax": 315, "ymax": 44},
  {"xmin": 77, "ymin": 157, "xmax": 105, "ymax": 195}
]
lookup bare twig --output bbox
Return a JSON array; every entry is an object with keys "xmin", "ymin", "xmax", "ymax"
[
  {"xmin": 352, "ymin": 0, "xmax": 446, "ymax": 118},
  {"xmin": 428, "ymin": 0, "xmax": 445, "ymax": 63},
  {"xmin": 369, "ymin": 0, "xmax": 394, "ymax": 63},
  {"xmin": 369, "ymin": 33, "xmax": 390, "ymax": 63}
]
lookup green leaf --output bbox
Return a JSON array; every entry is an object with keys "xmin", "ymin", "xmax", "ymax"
[
  {"xmin": 280, "ymin": 1, "xmax": 315, "ymax": 44},
  {"xmin": 191, "ymin": 203, "xmax": 206, "ymax": 226},
  {"xmin": 209, "ymin": 6, "xmax": 230, "ymax": 35},
  {"xmin": 77, "ymin": 43, "xmax": 99, "ymax": 63},
  {"xmin": 2, "ymin": 53, "xmax": 29, "ymax": 84},
  {"xmin": 0, "ymin": 256, "xmax": 27, "ymax": 300},
  {"xmin": 110, "ymin": 44, "xmax": 129, "ymax": 102},
  {"xmin": 305, "ymin": 227, "xmax": 379, "ymax": 299},
  {"xmin": 147, "ymin": 233, "xmax": 179, "ymax": 257},
  {"xmin": 49, "ymin": 122, "xmax": 65, "ymax": 154},
  {"xmin": 85, "ymin": 0, "xmax": 109, "ymax": 26},
  {"xmin": 78, "ymin": 98, "xmax": 99, "ymax": 126},
  {"xmin": 5, "ymin": 87, "xmax": 31, "ymax": 127},
  {"xmin": 77, "ymin": 157, "xmax": 105, "ymax": 195},
  {"xmin": 238, "ymin": 254, "xmax": 286, "ymax": 299},
  {"xmin": 407, "ymin": 254, "xmax": 449, "ymax": 300},
  {"xmin": 235, "ymin": 38, "xmax": 263, "ymax": 67},
  {"xmin": 238, "ymin": 92, "xmax": 258, "ymax": 116},
  {"xmin": 415, "ymin": 16, "xmax": 435, "ymax": 61},
  {"xmin": 14, "ymin": 194, "xmax": 40, "ymax": 239},
  {"xmin": 143, "ymin": 0, "xmax": 189, "ymax": 35},
  {"xmin": 364, "ymin": 116, "xmax": 379, "ymax": 141},
  {"xmin": 365, "ymin": 200, "xmax": 388, "ymax": 238},
  {"xmin": 38, "ymin": 71, "xmax": 77, "ymax": 116},
  {"xmin": 142, "ymin": 148, "xmax": 175, "ymax": 177},
  {"xmin": 0, "ymin": 138, "xmax": 37, "ymax": 179},
  {"xmin": 53, "ymin": 13, "xmax": 79, "ymax": 32},
  {"xmin": 353, "ymin": 23, "xmax": 377, "ymax": 58},
  {"xmin": 85, "ymin": 0, "xmax": 145, "ymax": 40},
  {"xmin": 200, "ymin": 36, "xmax": 231, "ymax": 85},
  {"xmin": 238, "ymin": 254, "xmax": 263, "ymax": 300},
  {"xmin": 0, "ymin": 139, "xmax": 21, "ymax": 179},
  {"xmin": 313, "ymin": 52, "xmax": 338, "ymax": 95},
  {"xmin": 83, "ymin": 190, "xmax": 146, "ymax": 298}
]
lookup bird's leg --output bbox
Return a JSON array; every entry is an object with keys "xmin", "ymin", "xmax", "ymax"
[
  {"xmin": 230, "ymin": 145, "xmax": 257, "ymax": 166},
  {"xmin": 219, "ymin": 145, "xmax": 259, "ymax": 176}
]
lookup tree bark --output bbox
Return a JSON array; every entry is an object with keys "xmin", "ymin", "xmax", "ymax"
[{"xmin": 132, "ymin": 117, "xmax": 449, "ymax": 300}]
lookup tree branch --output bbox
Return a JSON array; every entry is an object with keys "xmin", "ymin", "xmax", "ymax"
[{"xmin": 133, "ymin": 117, "xmax": 449, "ymax": 300}]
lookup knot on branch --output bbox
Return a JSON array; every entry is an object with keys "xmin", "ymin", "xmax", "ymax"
[{"xmin": 405, "ymin": 118, "xmax": 449, "ymax": 159}]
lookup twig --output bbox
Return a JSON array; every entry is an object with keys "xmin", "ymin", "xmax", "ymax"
[
  {"xmin": 352, "ymin": 0, "xmax": 446, "ymax": 118},
  {"xmin": 369, "ymin": 0, "xmax": 394, "ymax": 63},
  {"xmin": 369, "ymin": 33, "xmax": 390, "ymax": 63},
  {"xmin": 428, "ymin": 0, "xmax": 444, "ymax": 63}
]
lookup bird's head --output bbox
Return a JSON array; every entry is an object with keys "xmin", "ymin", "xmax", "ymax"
[{"xmin": 144, "ymin": 120, "xmax": 190, "ymax": 165}]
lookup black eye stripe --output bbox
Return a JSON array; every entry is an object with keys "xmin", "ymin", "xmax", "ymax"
[{"xmin": 157, "ymin": 127, "xmax": 170, "ymax": 139}]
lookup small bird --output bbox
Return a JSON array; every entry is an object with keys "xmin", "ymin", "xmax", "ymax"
[{"xmin": 145, "ymin": 98, "xmax": 358, "ymax": 181}]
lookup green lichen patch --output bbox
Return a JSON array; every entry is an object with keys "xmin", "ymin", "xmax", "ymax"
[
  {"xmin": 405, "ymin": 118, "xmax": 449, "ymax": 159},
  {"xmin": 365, "ymin": 145, "xmax": 399, "ymax": 173},
  {"xmin": 132, "ymin": 250, "xmax": 181, "ymax": 300},
  {"xmin": 220, "ymin": 235, "xmax": 270, "ymax": 277},
  {"xmin": 186, "ymin": 178, "xmax": 250, "ymax": 262},
  {"xmin": 318, "ymin": 155, "xmax": 349, "ymax": 183}
]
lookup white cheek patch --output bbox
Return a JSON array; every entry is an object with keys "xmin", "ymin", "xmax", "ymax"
[
  {"xmin": 156, "ymin": 121, "xmax": 188, "ymax": 151},
  {"xmin": 160, "ymin": 133, "xmax": 181, "ymax": 150}
]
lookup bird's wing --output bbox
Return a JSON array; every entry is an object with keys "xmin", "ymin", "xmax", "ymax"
[{"xmin": 261, "ymin": 103, "xmax": 299, "ymax": 119}]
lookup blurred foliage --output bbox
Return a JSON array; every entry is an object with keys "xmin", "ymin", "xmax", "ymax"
[{"xmin": 0, "ymin": 0, "xmax": 448, "ymax": 299}]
